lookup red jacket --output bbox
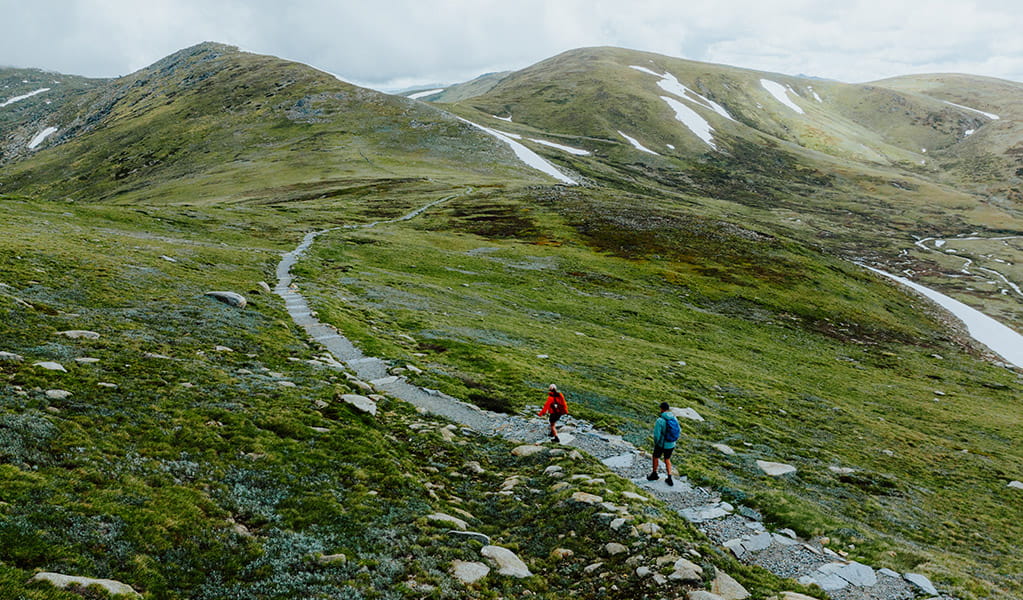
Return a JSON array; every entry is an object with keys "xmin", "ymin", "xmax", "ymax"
[{"xmin": 539, "ymin": 392, "xmax": 568, "ymax": 416}]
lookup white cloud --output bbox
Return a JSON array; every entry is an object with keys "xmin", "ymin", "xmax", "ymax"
[{"xmin": 2, "ymin": 0, "xmax": 1022, "ymax": 89}]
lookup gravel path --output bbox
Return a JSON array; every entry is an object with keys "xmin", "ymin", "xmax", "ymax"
[{"xmin": 275, "ymin": 196, "xmax": 954, "ymax": 600}]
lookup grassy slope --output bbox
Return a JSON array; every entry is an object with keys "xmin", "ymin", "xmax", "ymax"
[{"xmin": 1, "ymin": 193, "xmax": 812, "ymax": 599}]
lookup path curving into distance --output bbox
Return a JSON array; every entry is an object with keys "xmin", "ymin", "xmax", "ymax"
[{"xmin": 274, "ymin": 195, "xmax": 950, "ymax": 600}]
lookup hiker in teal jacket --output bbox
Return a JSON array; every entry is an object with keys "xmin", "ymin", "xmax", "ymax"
[{"xmin": 647, "ymin": 402, "xmax": 679, "ymax": 486}]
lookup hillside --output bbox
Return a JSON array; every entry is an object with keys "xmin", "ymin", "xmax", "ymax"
[{"xmin": 0, "ymin": 44, "xmax": 1021, "ymax": 600}]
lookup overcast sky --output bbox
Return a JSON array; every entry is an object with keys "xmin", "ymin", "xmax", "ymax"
[{"xmin": 3, "ymin": 0, "xmax": 1023, "ymax": 91}]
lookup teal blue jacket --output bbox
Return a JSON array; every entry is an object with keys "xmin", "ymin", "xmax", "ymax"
[{"xmin": 653, "ymin": 411, "xmax": 678, "ymax": 449}]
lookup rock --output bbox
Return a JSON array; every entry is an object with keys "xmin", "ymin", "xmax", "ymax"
[
  {"xmin": 276, "ymin": 381, "xmax": 297, "ymax": 388},
  {"xmin": 33, "ymin": 361, "xmax": 66, "ymax": 372},
  {"xmin": 570, "ymin": 491, "xmax": 603, "ymax": 505},
  {"xmin": 670, "ymin": 558, "xmax": 704, "ymax": 582},
  {"xmin": 341, "ymin": 394, "xmax": 377, "ymax": 415},
  {"xmin": 464, "ymin": 461, "xmax": 485, "ymax": 475},
  {"xmin": 637, "ymin": 522, "xmax": 662, "ymax": 536},
  {"xmin": 673, "ymin": 407, "xmax": 705, "ymax": 422},
  {"xmin": 205, "ymin": 291, "xmax": 247, "ymax": 308},
  {"xmin": 97, "ymin": 382, "xmax": 118, "ymax": 389},
  {"xmin": 214, "ymin": 345, "xmax": 234, "ymax": 352},
  {"xmin": 712, "ymin": 443, "xmax": 735, "ymax": 455},
  {"xmin": 317, "ymin": 553, "xmax": 347, "ymax": 565},
  {"xmin": 29, "ymin": 573, "xmax": 141, "ymax": 598},
  {"xmin": 878, "ymin": 568, "xmax": 900, "ymax": 578},
  {"xmin": 756, "ymin": 460, "xmax": 797, "ymax": 476},
  {"xmin": 75, "ymin": 357, "xmax": 100, "ymax": 364},
  {"xmin": 511, "ymin": 444, "xmax": 545, "ymax": 457},
  {"xmin": 687, "ymin": 591, "xmax": 724, "ymax": 600},
  {"xmin": 681, "ymin": 502, "xmax": 734, "ymax": 522},
  {"xmin": 451, "ymin": 560, "xmax": 490, "ymax": 584},
  {"xmin": 828, "ymin": 466, "xmax": 856, "ymax": 474},
  {"xmin": 449, "ymin": 531, "xmax": 491, "ymax": 545},
  {"xmin": 544, "ymin": 465, "xmax": 563, "ymax": 475},
  {"xmin": 160, "ymin": 255, "xmax": 177, "ymax": 263},
  {"xmin": 779, "ymin": 594, "xmax": 817, "ymax": 600},
  {"xmin": 56, "ymin": 330, "xmax": 100, "ymax": 340},
  {"xmin": 584, "ymin": 562, "xmax": 603, "ymax": 574},
  {"xmin": 427, "ymin": 513, "xmax": 468, "ymax": 531},
  {"xmin": 833, "ymin": 561, "xmax": 876, "ymax": 587},
  {"xmin": 621, "ymin": 491, "xmax": 648, "ymax": 501},
  {"xmin": 550, "ymin": 548, "xmax": 574, "ymax": 559},
  {"xmin": 601, "ymin": 453, "xmax": 635, "ymax": 468},
  {"xmin": 44, "ymin": 389, "xmax": 71, "ymax": 400},
  {"xmin": 711, "ymin": 571, "xmax": 750, "ymax": 600},
  {"xmin": 0, "ymin": 351, "xmax": 24, "ymax": 362},
  {"xmin": 610, "ymin": 518, "xmax": 629, "ymax": 530},
  {"xmin": 604, "ymin": 542, "xmax": 629, "ymax": 556},
  {"xmin": 636, "ymin": 566, "xmax": 652, "ymax": 578},
  {"xmin": 904, "ymin": 573, "xmax": 938, "ymax": 596},
  {"xmin": 257, "ymin": 281, "xmax": 272, "ymax": 294},
  {"xmin": 481, "ymin": 545, "xmax": 532, "ymax": 578},
  {"xmin": 1008, "ymin": 480, "xmax": 1023, "ymax": 490}
]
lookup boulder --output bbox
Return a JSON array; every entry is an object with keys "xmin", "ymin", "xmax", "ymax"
[
  {"xmin": 257, "ymin": 281, "xmax": 272, "ymax": 294},
  {"xmin": 637, "ymin": 522, "xmax": 662, "ymax": 536},
  {"xmin": 636, "ymin": 566, "xmax": 652, "ymax": 578},
  {"xmin": 427, "ymin": 513, "xmax": 468, "ymax": 531},
  {"xmin": 712, "ymin": 443, "xmax": 735, "ymax": 455},
  {"xmin": 205, "ymin": 291, "xmax": 247, "ymax": 308},
  {"xmin": 711, "ymin": 571, "xmax": 750, "ymax": 600},
  {"xmin": 756, "ymin": 460, "xmax": 797, "ymax": 476},
  {"xmin": 33, "ymin": 361, "xmax": 67, "ymax": 372},
  {"xmin": 0, "ymin": 351, "xmax": 25, "ymax": 362},
  {"xmin": 56, "ymin": 330, "xmax": 100, "ymax": 340},
  {"xmin": 481, "ymin": 545, "xmax": 532, "ymax": 578},
  {"xmin": 341, "ymin": 394, "xmax": 377, "ymax": 415},
  {"xmin": 1008, "ymin": 480, "xmax": 1023, "ymax": 490},
  {"xmin": 674, "ymin": 407, "xmax": 705, "ymax": 422},
  {"xmin": 44, "ymin": 390, "xmax": 71, "ymax": 400},
  {"xmin": 29, "ymin": 573, "xmax": 141, "ymax": 598},
  {"xmin": 604, "ymin": 542, "xmax": 629, "ymax": 556},
  {"xmin": 451, "ymin": 560, "xmax": 489, "ymax": 584},
  {"xmin": 669, "ymin": 558, "xmax": 704, "ymax": 582}
]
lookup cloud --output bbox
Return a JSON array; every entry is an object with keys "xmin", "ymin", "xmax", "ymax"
[{"xmin": 2, "ymin": 0, "xmax": 1022, "ymax": 89}]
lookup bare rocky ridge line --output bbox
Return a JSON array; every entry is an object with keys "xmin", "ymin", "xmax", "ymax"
[{"xmin": 275, "ymin": 196, "xmax": 953, "ymax": 600}]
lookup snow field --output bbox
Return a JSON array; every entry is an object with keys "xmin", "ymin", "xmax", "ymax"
[
  {"xmin": 760, "ymin": 79, "xmax": 804, "ymax": 114},
  {"xmin": 408, "ymin": 88, "xmax": 444, "ymax": 100},
  {"xmin": 28, "ymin": 126, "xmax": 58, "ymax": 149},
  {"xmin": 1, "ymin": 87, "xmax": 51, "ymax": 108},
  {"xmin": 458, "ymin": 118, "xmax": 578, "ymax": 184},
  {"xmin": 617, "ymin": 130, "xmax": 660, "ymax": 155},
  {"xmin": 943, "ymin": 100, "xmax": 999, "ymax": 120}
]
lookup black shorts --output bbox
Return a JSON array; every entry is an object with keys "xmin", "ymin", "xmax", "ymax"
[
  {"xmin": 653, "ymin": 445, "xmax": 674, "ymax": 460},
  {"xmin": 548, "ymin": 414, "xmax": 563, "ymax": 425}
]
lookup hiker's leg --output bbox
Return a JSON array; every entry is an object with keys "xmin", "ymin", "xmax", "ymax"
[
  {"xmin": 651, "ymin": 456, "xmax": 660, "ymax": 473},
  {"xmin": 664, "ymin": 458, "xmax": 672, "ymax": 477}
]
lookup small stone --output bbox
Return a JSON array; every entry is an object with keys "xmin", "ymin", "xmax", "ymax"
[
  {"xmin": 45, "ymin": 389, "xmax": 71, "ymax": 400},
  {"xmin": 427, "ymin": 513, "xmax": 468, "ymax": 530},
  {"xmin": 636, "ymin": 566, "xmax": 652, "ymax": 578},
  {"xmin": 669, "ymin": 558, "xmax": 704, "ymax": 582},
  {"xmin": 464, "ymin": 461, "xmax": 485, "ymax": 474},
  {"xmin": 449, "ymin": 530, "xmax": 491, "ymax": 545},
  {"xmin": 276, "ymin": 381, "xmax": 297, "ymax": 388},
  {"xmin": 550, "ymin": 548, "xmax": 574, "ymax": 559},
  {"xmin": 75, "ymin": 357, "xmax": 100, "ymax": 364},
  {"xmin": 544, "ymin": 465, "xmax": 563, "ymax": 475},
  {"xmin": 511, "ymin": 445, "xmax": 545, "ymax": 457},
  {"xmin": 828, "ymin": 466, "xmax": 856, "ymax": 474},
  {"xmin": 33, "ymin": 361, "xmax": 67, "ymax": 372},
  {"xmin": 637, "ymin": 522, "xmax": 662, "ymax": 536},
  {"xmin": 904, "ymin": 573, "xmax": 938, "ymax": 596},
  {"xmin": 481, "ymin": 545, "xmax": 532, "ymax": 578},
  {"xmin": 584, "ymin": 562, "xmax": 603, "ymax": 574},
  {"xmin": 1008, "ymin": 480, "xmax": 1023, "ymax": 490},
  {"xmin": 257, "ymin": 281, "xmax": 272, "ymax": 294},
  {"xmin": 756, "ymin": 460, "xmax": 797, "ymax": 476},
  {"xmin": 711, "ymin": 571, "xmax": 750, "ymax": 599},
  {"xmin": 317, "ymin": 553, "xmax": 347, "ymax": 565},
  {"xmin": 215, "ymin": 345, "xmax": 234, "ymax": 352},
  {"xmin": 30, "ymin": 573, "xmax": 141, "ymax": 598},
  {"xmin": 206, "ymin": 291, "xmax": 247, "ymax": 308},
  {"xmin": 161, "ymin": 255, "xmax": 177, "ymax": 263},
  {"xmin": 0, "ymin": 351, "xmax": 24, "ymax": 362},
  {"xmin": 712, "ymin": 443, "xmax": 735, "ymax": 455},
  {"xmin": 570, "ymin": 491, "xmax": 603, "ymax": 505},
  {"xmin": 451, "ymin": 560, "xmax": 490, "ymax": 584},
  {"xmin": 604, "ymin": 542, "xmax": 629, "ymax": 556},
  {"xmin": 56, "ymin": 330, "xmax": 100, "ymax": 340},
  {"xmin": 881, "ymin": 449, "xmax": 895, "ymax": 456}
]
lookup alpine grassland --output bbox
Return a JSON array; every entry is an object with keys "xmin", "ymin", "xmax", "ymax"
[{"xmin": 1, "ymin": 43, "xmax": 1021, "ymax": 599}]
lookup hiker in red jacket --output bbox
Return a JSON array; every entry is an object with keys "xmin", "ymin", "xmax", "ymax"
[{"xmin": 538, "ymin": 384, "xmax": 568, "ymax": 443}]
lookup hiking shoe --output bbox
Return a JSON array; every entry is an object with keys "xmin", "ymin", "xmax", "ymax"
[
  {"xmin": 666, "ymin": 476, "xmax": 674, "ymax": 487},
  {"xmin": 553, "ymin": 435, "xmax": 561, "ymax": 443},
  {"xmin": 646, "ymin": 472, "xmax": 658, "ymax": 481}
]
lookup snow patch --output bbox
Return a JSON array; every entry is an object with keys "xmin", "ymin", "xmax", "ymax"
[
  {"xmin": 809, "ymin": 86, "xmax": 823, "ymax": 102},
  {"xmin": 493, "ymin": 115, "xmax": 512, "ymax": 122},
  {"xmin": 661, "ymin": 96, "xmax": 715, "ymax": 149},
  {"xmin": 28, "ymin": 126, "xmax": 57, "ymax": 149},
  {"xmin": 964, "ymin": 129, "xmax": 975, "ymax": 136},
  {"xmin": 630, "ymin": 66, "xmax": 734, "ymax": 121},
  {"xmin": 408, "ymin": 88, "xmax": 444, "ymax": 100},
  {"xmin": 618, "ymin": 130, "xmax": 660, "ymax": 155},
  {"xmin": 529, "ymin": 138, "xmax": 590, "ymax": 155},
  {"xmin": 943, "ymin": 100, "xmax": 999, "ymax": 120},
  {"xmin": 760, "ymin": 79, "xmax": 804, "ymax": 114},
  {"xmin": 459, "ymin": 118, "xmax": 577, "ymax": 184},
  {"xmin": 1, "ymin": 87, "xmax": 51, "ymax": 108},
  {"xmin": 865, "ymin": 266, "xmax": 1023, "ymax": 368}
]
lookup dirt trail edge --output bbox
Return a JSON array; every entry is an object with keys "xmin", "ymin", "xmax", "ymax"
[{"xmin": 275, "ymin": 194, "xmax": 951, "ymax": 600}]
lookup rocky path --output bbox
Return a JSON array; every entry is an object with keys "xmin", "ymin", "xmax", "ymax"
[{"xmin": 275, "ymin": 197, "xmax": 952, "ymax": 600}]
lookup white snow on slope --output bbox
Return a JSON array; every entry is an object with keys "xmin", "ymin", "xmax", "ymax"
[
  {"xmin": 943, "ymin": 100, "xmax": 999, "ymax": 120},
  {"xmin": 651, "ymin": 71, "xmax": 734, "ymax": 121},
  {"xmin": 28, "ymin": 126, "xmax": 57, "ymax": 149},
  {"xmin": 630, "ymin": 65, "xmax": 662, "ymax": 77},
  {"xmin": 529, "ymin": 138, "xmax": 590, "ymax": 155},
  {"xmin": 493, "ymin": 115, "xmax": 512, "ymax": 122},
  {"xmin": 864, "ymin": 265, "xmax": 1023, "ymax": 368},
  {"xmin": 809, "ymin": 86, "xmax": 823, "ymax": 103},
  {"xmin": 1, "ymin": 87, "xmax": 51, "ymax": 108},
  {"xmin": 760, "ymin": 79, "xmax": 804, "ymax": 114},
  {"xmin": 458, "ymin": 118, "xmax": 577, "ymax": 184},
  {"xmin": 409, "ymin": 88, "xmax": 444, "ymax": 100},
  {"xmin": 618, "ymin": 130, "xmax": 660, "ymax": 155},
  {"xmin": 661, "ymin": 97, "xmax": 715, "ymax": 149}
]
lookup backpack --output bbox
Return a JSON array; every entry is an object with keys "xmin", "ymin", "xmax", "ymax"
[
  {"xmin": 550, "ymin": 393, "xmax": 567, "ymax": 415},
  {"xmin": 663, "ymin": 416, "xmax": 681, "ymax": 443}
]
